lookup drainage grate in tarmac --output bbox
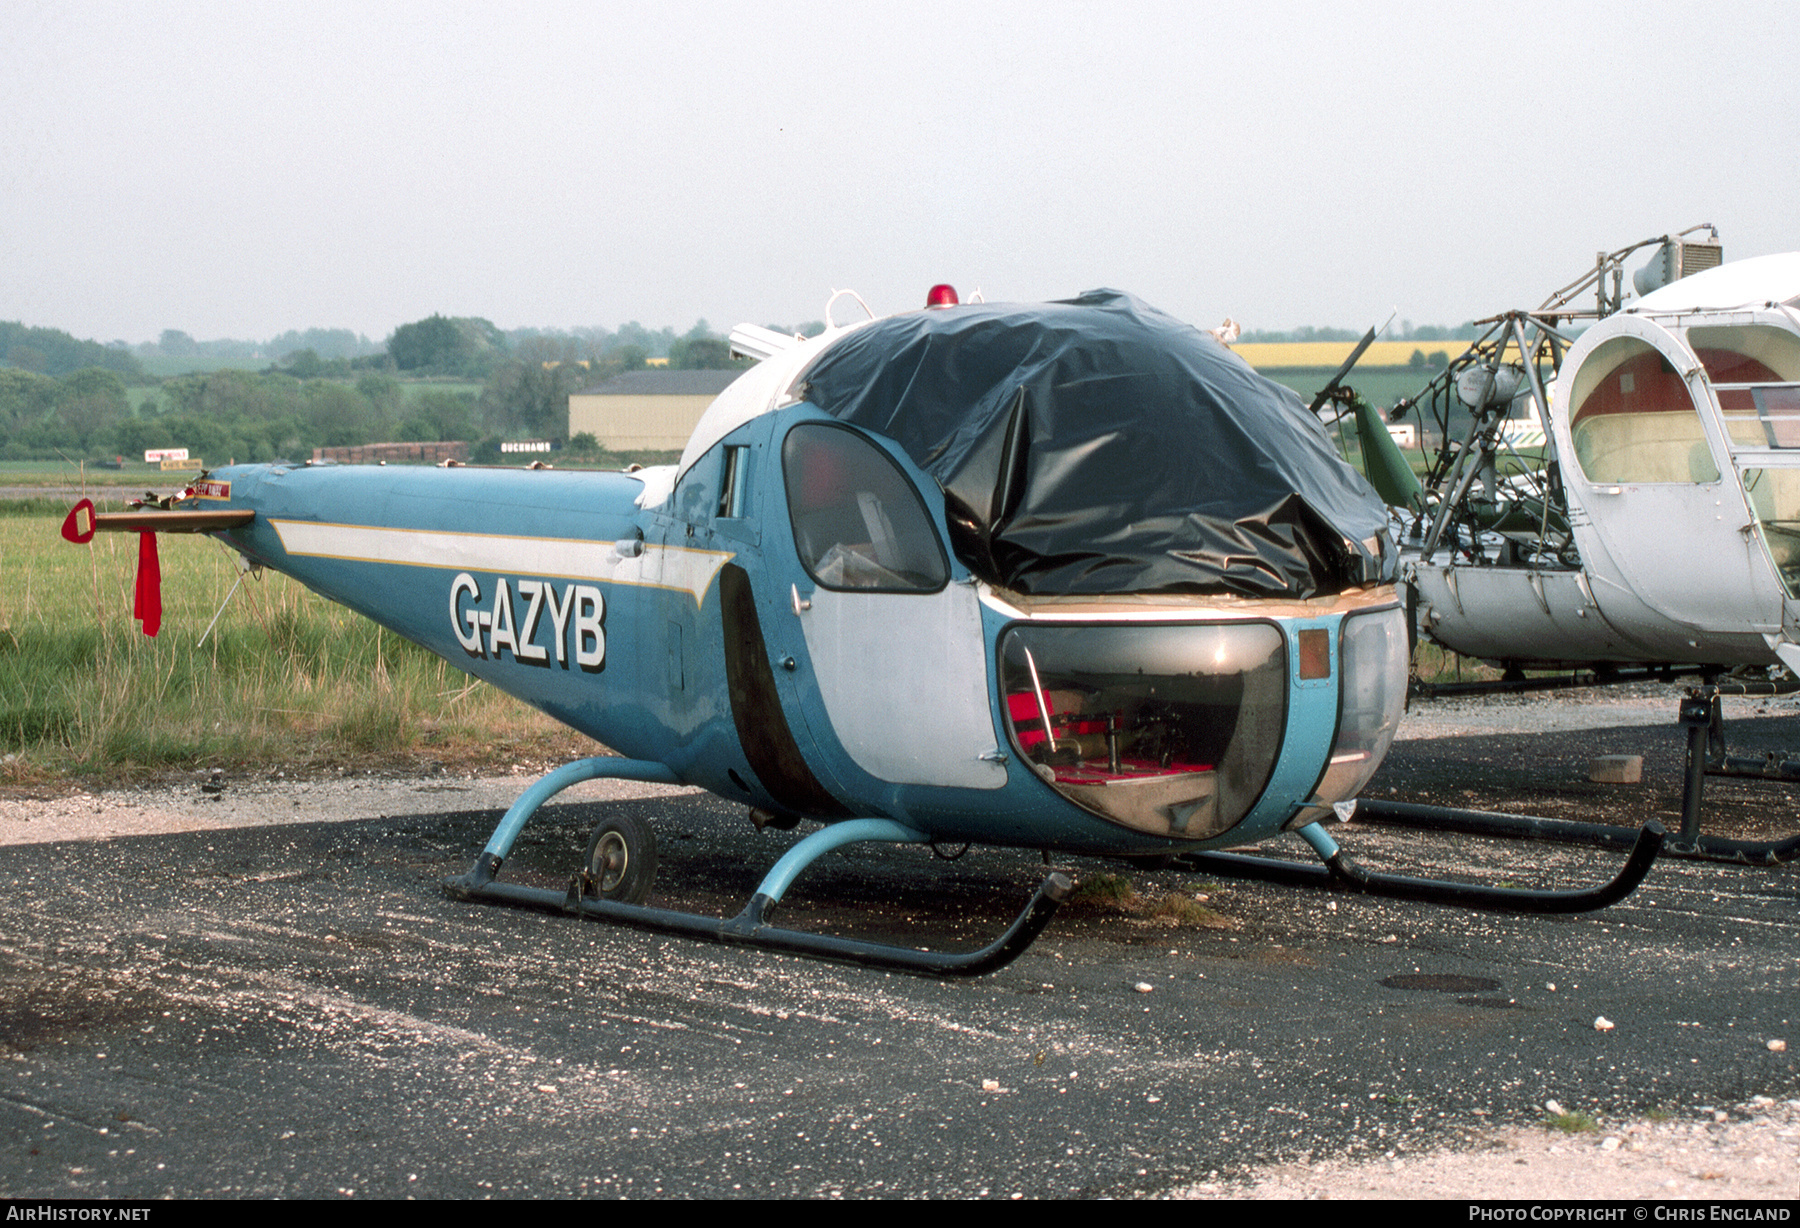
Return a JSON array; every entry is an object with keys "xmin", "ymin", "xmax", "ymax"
[{"xmin": 1380, "ymin": 973, "xmax": 1501, "ymax": 993}]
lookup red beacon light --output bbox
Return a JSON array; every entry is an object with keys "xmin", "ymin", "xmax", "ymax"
[{"xmin": 924, "ymin": 283, "xmax": 960, "ymax": 308}]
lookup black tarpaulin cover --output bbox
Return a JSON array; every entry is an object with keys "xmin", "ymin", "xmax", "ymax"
[{"xmin": 796, "ymin": 289, "xmax": 1394, "ymax": 598}]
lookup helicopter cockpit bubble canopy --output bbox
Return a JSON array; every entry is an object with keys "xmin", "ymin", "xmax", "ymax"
[{"xmin": 791, "ymin": 290, "xmax": 1395, "ymax": 599}]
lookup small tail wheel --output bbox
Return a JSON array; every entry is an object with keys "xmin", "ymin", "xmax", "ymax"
[{"xmin": 584, "ymin": 815, "xmax": 658, "ymax": 905}]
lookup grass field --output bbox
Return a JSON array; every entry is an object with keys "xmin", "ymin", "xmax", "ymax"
[
  {"xmin": 0, "ymin": 461, "xmax": 170, "ymax": 487},
  {"xmin": 0, "ymin": 502, "xmax": 588, "ymax": 781}
]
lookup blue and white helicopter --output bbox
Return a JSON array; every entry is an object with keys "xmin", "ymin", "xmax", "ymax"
[{"xmin": 65, "ymin": 287, "xmax": 1664, "ymax": 974}]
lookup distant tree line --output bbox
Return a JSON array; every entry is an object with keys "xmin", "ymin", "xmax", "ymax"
[
  {"xmin": 0, "ymin": 306, "xmax": 1147, "ymax": 463},
  {"xmin": 0, "ymin": 365, "xmax": 469, "ymax": 463},
  {"xmin": 123, "ymin": 315, "xmax": 810, "ymax": 378},
  {"xmin": 139, "ymin": 327, "xmax": 383, "ymax": 363},
  {"xmin": 0, "ymin": 312, "xmax": 777, "ymax": 462},
  {"xmin": 1, "ymin": 321, "xmax": 142, "ymax": 379}
]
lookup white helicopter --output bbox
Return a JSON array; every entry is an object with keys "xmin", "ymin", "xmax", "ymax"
[
  {"xmin": 1396, "ymin": 234, "xmax": 1800, "ymax": 674},
  {"xmin": 1346, "ymin": 229, "xmax": 1800, "ymax": 863}
]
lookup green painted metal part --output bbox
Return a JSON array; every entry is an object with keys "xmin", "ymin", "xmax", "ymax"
[{"xmin": 1353, "ymin": 397, "xmax": 1424, "ymax": 512}]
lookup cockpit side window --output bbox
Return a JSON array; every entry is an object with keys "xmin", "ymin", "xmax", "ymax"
[
  {"xmin": 718, "ymin": 445, "xmax": 750, "ymax": 518},
  {"xmin": 782, "ymin": 423, "xmax": 949, "ymax": 592},
  {"xmin": 1568, "ymin": 336, "xmax": 1719, "ymax": 483},
  {"xmin": 1687, "ymin": 325, "xmax": 1800, "ymax": 449},
  {"xmin": 1684, "ymin": 325, "xmax": 1800, "ymax": 589},
  {"xmin": 1688, "ymin": 324, "xmax": 1800, "ymax": 382}
]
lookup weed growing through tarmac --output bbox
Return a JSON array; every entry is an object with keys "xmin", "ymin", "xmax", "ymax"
[
  {"xmin": 1148, "ymin": 893, "xmax": 1235, "ymax": 928},
  {"xmin": 1065, "ymin": 873, "xmax": 1238, "ymax": 929},
  {"xmin": 1545, "ymin": 1110, "xmax": 1600, "ymax": 1134},
  {"xmin": 1068, "ymin": 873, "xmax": 1138, "ymax": 908}
]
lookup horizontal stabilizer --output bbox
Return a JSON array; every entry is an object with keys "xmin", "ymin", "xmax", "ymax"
[{"xmin": 61, "ymin": 501, "xmax": 254, "ymax": 543}]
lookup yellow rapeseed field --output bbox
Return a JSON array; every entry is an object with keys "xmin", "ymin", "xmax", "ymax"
[
  {"xmin": 1234, "ymin": 340, "xmax": 1449, "ymax": 368},
  {"xmin": 1233, "ymin": 339, "xmax": 1538, "ymax": 368}
]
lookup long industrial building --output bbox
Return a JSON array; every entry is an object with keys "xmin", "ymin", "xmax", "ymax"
[{"xmin": 567, "ymin": 369, "xmax": 740, "ymax": 451}]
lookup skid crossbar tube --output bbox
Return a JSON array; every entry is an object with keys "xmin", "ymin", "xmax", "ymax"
[
  {"xmin": 1177, "ymin": 819, "xmax": 1664, "ymax": 913},
  {"xmin": 443, "ymin": 760, "xmax": 1069, "ymax": 977}
]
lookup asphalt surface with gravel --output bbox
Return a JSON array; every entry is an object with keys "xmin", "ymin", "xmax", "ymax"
[{"xmin": 0, "ymin": 684, "xmax": 1795, "ymax": 1199}]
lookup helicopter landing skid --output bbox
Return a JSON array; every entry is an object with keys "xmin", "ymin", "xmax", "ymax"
[
  {"xmin": 1176, "ymin": 818, "xmax": 1665, "ymax": 913},
  {"xmin": 1353, "ymin": 685, "xmax": 1800, "ymax": 867},
  {"xmin": 442, "ymin": 757, "xmax": 1070, "ymax": 977}
]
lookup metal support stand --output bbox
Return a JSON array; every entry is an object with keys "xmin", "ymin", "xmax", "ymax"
[
  {"xmin": 1692, "ymin": 679, "xmax": 1800, "ymax": 783},
  {"xmin": 1672, "ymin": 685, "xmax": 1800, "ymax": 863}
]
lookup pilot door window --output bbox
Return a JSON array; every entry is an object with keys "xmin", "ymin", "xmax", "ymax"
[
  {"xmin": 1689, "ymin": 325, "xmax": 1800, "ymax": 593},
  {"xmin": 781, "ymin": 424, "xmax": 949, "ymax": 592},
  {"xmin": 1567, "ymin": 336, "xmax": 1720, "ymax": 484}
]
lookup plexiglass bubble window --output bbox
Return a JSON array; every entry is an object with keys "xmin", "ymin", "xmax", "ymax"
[
  {"xmin": 782, "ymin": 424, "xmax": 949, "ymax": 592},
  {"xmin": 1568, "ymin": 336, "xmax": 1719, "ymax": 484}
]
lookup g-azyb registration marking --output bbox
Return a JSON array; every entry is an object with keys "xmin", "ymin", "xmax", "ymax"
[{"xmin": 449, "ymin": 572, "xmax": 604, "ymax": 670}]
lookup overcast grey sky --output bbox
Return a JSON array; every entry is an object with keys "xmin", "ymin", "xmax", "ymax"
[{"xmin": 3, "ymin": 0, "xmax": 1794, "ymax": 345}]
